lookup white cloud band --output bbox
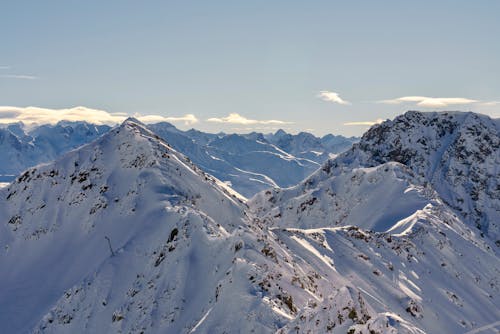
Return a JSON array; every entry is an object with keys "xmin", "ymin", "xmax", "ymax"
[
  {"xmin": 207, "ymin": 113, "xmax": 292, "ymax": 125},
  {"xmin": 132, "ymin": 113, "xmax": 198, "ymax": 125},
  {"xmin": 343, "ymin": 119, "xmax": 384, "ymax": 126},
  {"xmin": 378, "ymin": 96, "xmax": 478, "ymax": 108},
  {"xmin": 0, "ymin": 106, "xmax": 198, "ymax": 126}
]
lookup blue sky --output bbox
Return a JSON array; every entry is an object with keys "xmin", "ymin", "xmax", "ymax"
[{"xmin": 1, "ymin": 1, "xmax": 499, "ymax": 136}]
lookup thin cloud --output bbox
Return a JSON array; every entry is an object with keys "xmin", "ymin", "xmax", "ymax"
[
  {"xmin": 378, "ymin": 96, "xmax": 477, "ymax": 108},
  {"xmin": 0, "ymin": 74, "xmax": 38, "ymax": 80},
  {"xmin": 207, "ymin": 113, "xmax": 292, "ymax": 125},
  {"xmin": 480, "ymin": 101, "xmax": 500, "ymax": 107},
  {"xmin": 0, "ymin": 106, "xmax": 198, "ymax": 126},
  {"xmin": 133, "ymin": 113, "xmax": 198, "ymax": 125},
  {"xmin": 0, "ymin": 66, "xmax": 11, "ymax": 70},
  {"xmin": 317, "ymin": 91, "xmax": 350, "ymax": 105},
  {"xmin": 344, "ymin": 119, "xmax": 384, "ymax": 126}
]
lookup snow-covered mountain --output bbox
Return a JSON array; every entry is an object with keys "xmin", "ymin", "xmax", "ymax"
[
  {"xmin": 1, "ymin": 111, "xmax": 499, "ymax": 333},
  {"xmin": 0, "ymin": 118, "xmax": 251, "ymax": 332},
  {"xmin": 0, "ymin": 121, "xmax": 357, "ymax": 197},
  {"xmin": 253, "ymin": 111, "xmax": 499, "ymax": 236},
  {"xmin": 0, "ymin": 118, "xmax": 355, "ymax": 333},
  {"xmin": 0, "ymin": 122, "xmax": 111, "ymax": 180},
  {"xmin": 356, "ymin": 111, "xmax": 500, "ymax": 240},
  {"xmin": 145, "ymin": 123, "xmax": 357, "ymax": 197},
  {"xmin": 265, "ymin": 130, "xmax": 357, "ymax": 163},
  {"xmin": 250, "ymin": 111, "xmax": 500, "ymax": 332}
]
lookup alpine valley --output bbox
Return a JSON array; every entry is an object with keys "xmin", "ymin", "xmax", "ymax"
[
  {"xmin": 0, "ymin": 121, "xmax": 357, "ymax": 197},
  {"xmin": 0, "ymin": 111, "xmax": 499, "ymax": 334}
]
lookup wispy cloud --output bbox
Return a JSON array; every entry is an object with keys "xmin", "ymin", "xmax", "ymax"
[
  {"xmin": 343, "ymin": 119, "xmax": 384, "ymax": 126},
  {"xmin": 132, "ymin": 113, "xmax": 198, "ymax": 125},
  {"xmin": 0, "ymin": 66, "xmax": 38, "ymax": 80},
  {"xmin": 207, "ymin": 113, "xmax": 292, "ymax": 125},
  {"xmin": 0, "ymin": 74, "xmax": 38, "ymax": 80},
  {"xmin": 480, "ymin": 101, "xmax": 500, "ymax": 107},
  {"xmin": 317, "ymin": 91, "xmax": 350, "ymax": 105},
  {"xmin": 378, "ymin": 96, "xmax": 477, "ymax": 108},
  {"xmin": 0, "ymin": 106, "xmax": 198, "ymax": 126}
]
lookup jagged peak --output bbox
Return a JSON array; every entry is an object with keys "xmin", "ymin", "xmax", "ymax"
[
  {"xmin": 121, "ymin": 116, "xmax": 145, "ymax": 127},
  {"xmin": 372, "ymin": 110, "xmax": 494, "ymax": 132},
  {"xmin": 116, "ymin": 117, "xmax": 166, "ymax": 143},
  {"xmin": 4, "ymin": 111, "xmax": 247, "ymax": 237},
  {"xmin": 274, "ymin": 129, "xmax": 288, "ymax": 136},
  {"xmin": 289, "ymin": 110, "xmax": 500, "ymax": 239}
]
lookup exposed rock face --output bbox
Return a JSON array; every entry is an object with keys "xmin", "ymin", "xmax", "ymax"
[
  {"xmin": 0, "ymin": 112, "xmax": 498, "ymax": 334},
  {"xmin": 253, "ymin": 111, "xmax": 500, "ymax": 239},
  {"xmin": 0, "ymin": 121, "xmax": 357, "ymax": 197},
  {"xmin": 357, "ymin": 111, "xmax": 500, "ymax": 239}
]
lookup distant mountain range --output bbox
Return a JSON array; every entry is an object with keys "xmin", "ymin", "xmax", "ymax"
[
  {"xmin": 0, "ymin": 111, "xmax": 498, "ymax": 333},
  {"xmin": 0, "ymin": 122, "xmax": 358, "ymax": 196},
  {"xmin": 0, "ymin": 122, "xmax": 110, "ymax": 181}
]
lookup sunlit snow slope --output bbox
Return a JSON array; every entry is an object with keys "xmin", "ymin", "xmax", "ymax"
[{"xmin": 0, "ymin": 111, "xmax": 498, "ymax": 334}]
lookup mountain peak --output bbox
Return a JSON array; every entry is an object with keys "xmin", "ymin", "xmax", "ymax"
[
  {"xmin": 1, "ymin": 110, "xmax": 499, "ymax": 333},
  {"xmin": 122, "ymin": 116, "xmax": 145, "ymax": 127},
  {"xmin": 274, "ymin": 129, "xmax": 288, "ymax": 137},
  {"xmin": 345, "ymin": 111, "xmax": 499, "ymax": 238}
]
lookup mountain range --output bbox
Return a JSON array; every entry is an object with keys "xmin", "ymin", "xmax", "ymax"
[
  {"xmin": 0, "ymin": 111, "xmax": 498, "ymax": 333},
  {"xmin": 0, "ymin": 122, "xmax": 357, "ymax": 197}
]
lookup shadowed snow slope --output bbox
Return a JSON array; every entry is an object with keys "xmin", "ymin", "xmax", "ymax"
[
  {"xmin": 1, "ymin": 112, "xmax": 499, "ymax": 334},
  {"xmin": 147, "ymin": 123, "xmax": 357, "ymax": 197},
  {"xmin": 0, "ymin": 120, "xmax": 357, "ymax": 197},
  {"xmin": 249, "ymin": 111, "xmax": 500, "ymax": 333},
  {"xmin": 0, "ymin": 119, "xmax": 361, "ymax": 334},
  {"xmin": 0, "ymin": 118, "xmax": 250, "ymax": 332},
  {"xmin": 251, "ymin": 111, "xmax": 500, "ymax": 239}
]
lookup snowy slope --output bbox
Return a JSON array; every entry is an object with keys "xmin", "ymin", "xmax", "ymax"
[
  {"xmin": 355, "ymin": 111, "xmax": 500, "ymax": 240},
  {"xmin": 1, "ymin": 111, "xmax": 498, "ymax": 334},
  {"xmin": 265, "ymin": 130, "xmax": 358, "ymax": 163},
  {"xmin": 0, "ymin": 118, "xmax": 354, "ymax": 334},
  {"xmin": 251, "ymin": 162, "xmax": 438, "ymax": 232},
  {"xmin": 249, "ymin": 111, "xmax": 500, "ymax": 333},
  {"xmin": 0, "ymin": 120, "xmax": 357, "ymax": 197},
  {"xmin": 252, "ymin": 111, "xmax": 500, "ymax": 240},
  {"xmin": 147, "ymin": 123, "xmax": 355, "ymax": 197},
  {"xmin": 0, "ymin": 118, "xmax": 248, "ymax": 332},
  {"xmin": 272, "ymin": 206, "xmax": 499, "ymax": 333}
]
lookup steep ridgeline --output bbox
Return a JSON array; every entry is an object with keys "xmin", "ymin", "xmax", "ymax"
[
  {"xmin": 147, "ymin": 122, "xmax": 316, "ymax": 197},
  {"xmin": 0, "ymin": 118, "xmax": 244, "ymax": 332},
  {"xmin": 357, "ymin": 111, "xmax": 500, "ymax": 240},
  {"xmin": 0, "ymin": 119, "xmax": 361, "ymax": 333},
  {"xmin": 0, "ymin": 120, "xmax": 357, "ymax": 197},
  {"xmin": 265, "ymin": 130, "xmax": 358, "ymax": 163},
  {"xmin": 250, "ymin": 111, "xmax": 500, "ymax": 333},
  {"xmin": 1, "ymin": 113, "xmax": 498, "ymax": 334},
  {"xmin": 252, "ymin": 111, "xmax": 500, "ymax": 240},
  {"xmin": 147, "ymin": 123, "xmax": 358, "ymax": 197}
]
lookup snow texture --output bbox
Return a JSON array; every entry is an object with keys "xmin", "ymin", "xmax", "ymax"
[{"xmin": 0, "ymin": 111, "xmax": 498, "ymax": 334}]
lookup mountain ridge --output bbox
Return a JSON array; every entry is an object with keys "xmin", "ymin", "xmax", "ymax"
[
  {"xmin": 0, "ymin": 111, "xmax": 498, "ymax": 333},
  {"xmin": 0, "ymin": 120, "xmax": 358, "ymax": 197}
]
